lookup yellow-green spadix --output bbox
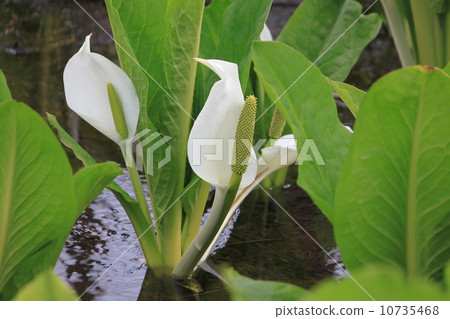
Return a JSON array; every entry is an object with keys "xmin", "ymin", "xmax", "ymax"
[
  {"xmin": 187, "ymin": 59, "xmax": 257, "ymax": 188},
  {"xmin": 63, "ymin": 34, "xmax": 139, "ymax": 145}
]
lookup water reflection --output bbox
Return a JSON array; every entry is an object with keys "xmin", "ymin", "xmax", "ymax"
[
  {"xmin": 0, "ymin": 0, "xmax": 122, "ymax": 166},
  {"xmin": 54, "ymin": 172, "xmax": 149, "ymax": 301},
  {"xmin": 209, "ymin": 185, "xmax": 336, "ymax": 289}
]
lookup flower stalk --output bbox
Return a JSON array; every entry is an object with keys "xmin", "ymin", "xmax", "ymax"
[{"xmin": 172, "ymin": 175, "xmax": 242, "ymax": 279}]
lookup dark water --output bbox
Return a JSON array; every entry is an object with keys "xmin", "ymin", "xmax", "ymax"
[{"xmin": 1, "ymin": 0, "xmax": 399, "ymax": 300}]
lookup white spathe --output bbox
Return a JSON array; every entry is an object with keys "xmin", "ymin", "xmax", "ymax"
[
  {"xmin": 260, "ymin": 23, "xmax": 273, "ymax": 41},
  {"xmin": 187, "ymin": 59, "xmax": 257, "ymax": 188},
  {"xmin": 63, "ymin": 34, "xmax": 139, "ymax": 145},
  {"xmin": 259, "ymin": 134, "xmax": 298, "ymax": 170}
]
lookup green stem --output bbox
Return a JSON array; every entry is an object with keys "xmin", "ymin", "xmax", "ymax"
[
  {"xmin": 445, "ymin": 10, "xmax": 450, "ymax": 64},
  {"xmin": 122, "ymin": 146, "xmax": 153, "ymax": 226},
  {"xmin": 410, "ymin": 0, "xmax": 439, "ymax": 66},
  {"xmin": 272, "ymin": 166, "xmax": 289, "ymax": 187},
  {"xmin": 254, "ymin": 68, "xmax": 265, "ymax": 112},
  {"xmin": 125, "ymin": 203, "xmax": 163, "ymax": 267},
  {"xmin": 181, "ymin": 180, "xmax": 211, "ymax": 254},
  {"xmin": 381, "ymin": 0, "xmax": 415, "ymax": 66},
  {"xmin": 434, "ymin": 13, "xmax": 445, "ymax": 68},
  {"xmin": 120, "ymin": 145, "xmax": 162, "ymax": 266},
  {"xmin": 172, "ymin": 173, "xmax": 242, "ymax": 279},
  {"xmin": 159, "ymin": 201, "xmax": 182, "ymax": 271}
]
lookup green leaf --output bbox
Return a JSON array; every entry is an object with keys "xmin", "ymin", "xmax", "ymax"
[
  {"xmin": 334, "ymin": 66, "xmax": 450, "ymax": 281},
  {"xmin": 277, "ymin": 0, "xmax": 382, "ymax": 81},
  {"xmin": 427, "ymin": 0, "xmax": 447, "ymax": 14},
  {"xmin": 106, "ymin": 0, "xmax": 203, "ymax": 125},
  {"xmin": 305, "ymin": 265, "xmax": 449, "ymax": 301},
  {"xmin": 47, "ymin": 113, "xmax": 96, "ymax": 167},
  {"xmin": 0, "ymin": 102, "xmax": 75, "ymax": 299},
  {"xmin": 327, "ymin": 78, "xmax": 366, "ymax": 117},
  {"xmin": 252, "ymin": 41, "xmax": 352, "ymax": 221},
  {"xmin": 208, "ymin": 0, "xmax": 272, "ymax": 91},
  {"xmin": 200, "ymin": 0, "xmax": 234, "ymax": 59},
  {"xmin": 73, "ymin": 162, "xmax": 123, "ymax": 221},
  {"xmin": 224, "ymin": 268, "xmax": 307, "ymax": 301},
  {"xmin": 13, "ymin": 269, "xmax": 77, "ymax": 301},
  {"xmin": 225, "ymin": 266, "xmax": 449, "ymax": 301},
  {"xmin": 0, "ymin": 70, "xmax": 12, "ymax": 103}
]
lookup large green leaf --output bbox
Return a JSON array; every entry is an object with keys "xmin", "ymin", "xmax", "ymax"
[
  {"xmin": 225, "ymin": 265, "xmax": 449, "ymax": 301},
  {"xmin": 0, "ymin": 70, "xmax": 12, "ymax": 103},
  {"xmin": 206, "ymin": 0, "xmax": 272, "ymax": 91},
  {"xmin": 199, "ymin": 0, "xmax": 234, "ymax": 59},
  {"xmin": 73, "ymin": 162, "xmax": 123, "ymax": 221},
  {"xmin": 0, "ymin": 102, "xmax": 75, "ymax": 299},
  {"xmin": 334, "ymin": 66, "xmax": 450, "ymax": 281},
  {"xmin": 224, "ymin": 268, "xmax": 307, "ymax": 301},
  {"xmin": 305, "ymin": 265, "xmax": 449, "ymax": 301},
  {"xmin": 13, "ymin": 269, "xmax": 77, "ymax": 301},
  {"xmin": 252, "ymin": 41, "xmax": 352, "ymax": 221},
  {"xmin": 106, "ymin": 0, "xmax": 203, "ymax": 125},
  {"xmin": 277, "ymin": 0, "xmax": 381, "ymax": 81}
]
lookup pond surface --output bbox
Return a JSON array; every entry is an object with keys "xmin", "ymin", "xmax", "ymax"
[{"xmin": 1, "ymin": 0, "xmax": 399, "ymax": 300}]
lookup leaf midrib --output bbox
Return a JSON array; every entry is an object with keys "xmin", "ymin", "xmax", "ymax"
[
  {"xmin": 406, "ymin": 78, "xmax": 426, "ymax": 280},
  {"xmin": 0, "ymin": 107, "xmax": 16, "ymax": 271}
]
